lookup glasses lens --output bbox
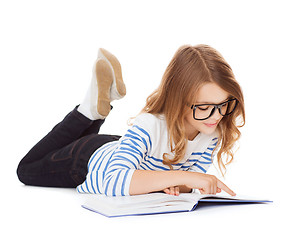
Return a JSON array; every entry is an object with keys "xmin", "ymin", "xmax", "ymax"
[
  {"xmin": 194, "ymin": 105, "xmax": 214, "ymax": 120},
  {"xmin": 193, "ymin": 99, "xmax": 238, "ymax": 120},
  {"xmin": 220, "ymin": 99, "xmax": 237, "ymax": 116}
]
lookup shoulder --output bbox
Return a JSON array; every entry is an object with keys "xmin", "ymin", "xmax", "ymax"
[
  {"xmin": 131, "ymin": 113, "xmax": 167, "ymax": 146},
  {"xmin": 133, "ymin": 113, "xmax": 165, "ymax": 130},
  {"xmin": 134, "ymin": 113, "xmax": 164, "ymax": 123}
]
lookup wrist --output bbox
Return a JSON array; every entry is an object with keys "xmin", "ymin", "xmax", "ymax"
[
  {"xmin": 172, "ymin": 170, "xmax": 190, "ymax": 186},
  {"xmin": 177, "ymin": 170, "xmax": 192, "ymax": 186}
]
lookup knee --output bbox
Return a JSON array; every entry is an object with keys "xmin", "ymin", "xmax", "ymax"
[
  {"xmin": 16, "ymin": 162, "xmax": 27, "ymax": 185},
  {"xmin": 16, "ymin": 160, "xmax": 34, "ymax": 185}
]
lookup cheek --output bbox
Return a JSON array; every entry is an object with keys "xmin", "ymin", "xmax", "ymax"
[
  {"xmin": 202, "ymin": 115, "xmax": 224, "ymax": 124},
  {"xmin": 185, "ymin": 110, "xmax": 194, "ymax": 123},
  {"xmin": 185, "ymin": 111, "xmax": 222, "ymax": 135}
]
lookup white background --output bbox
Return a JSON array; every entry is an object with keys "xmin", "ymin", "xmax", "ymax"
[{"xmin": 1, "ymin": 0, "xmax": 304, "ymax": 239}]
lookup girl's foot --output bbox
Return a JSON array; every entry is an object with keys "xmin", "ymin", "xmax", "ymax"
[
  {"xmin": 98, "ymin": 48, "xmax": 126, "ymax": 101},
  {"xmin": 78, "ymin": 49, "xmax": 126, "ymax": 120},
  {"xmin": 95, "ymin": 58, "xmax": 114, "ymax": 118}
]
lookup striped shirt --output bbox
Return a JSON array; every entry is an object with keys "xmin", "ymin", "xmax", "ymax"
[{"xmin": 77, "ymin": 113, "xmax": 218, "ymax": 196}]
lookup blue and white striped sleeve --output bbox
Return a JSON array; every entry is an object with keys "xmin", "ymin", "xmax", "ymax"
[
  {"xmin": 188, "ymin": 137, "xmax": 218, "ymax": 174},
  {"xmin": 101, "ymin": 122, "xmax": 152, "ymax": 196}
]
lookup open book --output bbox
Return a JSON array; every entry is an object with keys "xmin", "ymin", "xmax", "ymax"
[{"xmin": 82, "ymin": 192, "xmax": 272, "ymax": 217}]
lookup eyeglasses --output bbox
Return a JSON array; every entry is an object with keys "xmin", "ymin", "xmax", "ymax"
[{"xmin": 190, "ymin": 98, "xmax": 238, "ymax": 121}]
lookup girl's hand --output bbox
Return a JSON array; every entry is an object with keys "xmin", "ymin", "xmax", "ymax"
[
  {"xmin": 163, "ymin": 186, "xmax": 180, "ymax": 196},
  {"xmin": 200, "ymin": 187, "xmax": 222, "ymax": 195},
  {"xmin": 184, "ymin": 172, "xmax": 236, "ymax": 196}
]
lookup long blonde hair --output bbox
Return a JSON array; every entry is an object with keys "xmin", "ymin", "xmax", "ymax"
[{"xmin": 141, "ymin": 44, "xmax": 245, "ymax": 175}]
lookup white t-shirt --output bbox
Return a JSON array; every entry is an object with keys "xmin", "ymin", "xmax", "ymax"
[{"xmin": 77, "ymin": 113, "xmax": 218, "ymax": 196}]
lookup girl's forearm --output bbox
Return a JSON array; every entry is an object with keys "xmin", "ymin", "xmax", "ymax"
[{"xmin": 129, "ymin": 170, "xmax": 188, "ymax": 195}]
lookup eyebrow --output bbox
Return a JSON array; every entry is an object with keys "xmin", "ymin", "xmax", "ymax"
[{"xmin": 194, "ymin": 97, "xmax": 231, "ymax": 105}]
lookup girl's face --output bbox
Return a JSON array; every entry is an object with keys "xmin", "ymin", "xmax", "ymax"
[{"xmin": 184, "ymin": 82, "xmax": 230, "ymax": 140}]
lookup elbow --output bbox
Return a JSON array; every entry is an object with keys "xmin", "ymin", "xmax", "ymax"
[
  {"xmin": 102, "ymin": 168, "xmax": 134, "ymax": 197},
  {"xmin": 101, "ymin": 173, "xmax": 115, "ymax": 196}
]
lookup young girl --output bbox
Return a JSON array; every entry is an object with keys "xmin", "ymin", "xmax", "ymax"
[{"xmin": 17, "ymin": 45, "xmax": 245, "ymax": 197}]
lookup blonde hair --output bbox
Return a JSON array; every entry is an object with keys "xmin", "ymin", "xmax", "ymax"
[{"xmin": 141, "ymin": 44, "xmax": 245, "ymax": 175}]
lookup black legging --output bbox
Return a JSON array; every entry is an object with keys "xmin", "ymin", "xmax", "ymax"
[{"xmin": 16, "ymin": 106, "xmax": 121, "ymax": 188}]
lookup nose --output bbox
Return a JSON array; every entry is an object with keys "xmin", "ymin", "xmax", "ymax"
[{"xmin": 210, "ymin": 108, "xmax": 223, "ymax": 121}]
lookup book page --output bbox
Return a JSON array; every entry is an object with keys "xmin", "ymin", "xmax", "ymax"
[
  {"xmin": 82, "ymin": 193, "xmax": 197, "ymax": 217},
  {"xmin": 81, "ymin": 192, "xmax": 272, "ymax": 217}
]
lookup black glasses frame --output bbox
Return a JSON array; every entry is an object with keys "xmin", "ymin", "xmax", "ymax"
[{"xmin": 190, "ymin": 98, "xmax": 238, "ymax": 121}]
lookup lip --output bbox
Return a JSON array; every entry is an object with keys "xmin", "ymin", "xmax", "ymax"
[{"xmin": 204, "ymin": 122, "xmax": 218, "ymax": 128}]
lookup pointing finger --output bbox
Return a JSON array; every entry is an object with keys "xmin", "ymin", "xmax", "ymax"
[{"xmin": 216, "ymin": 179, "xmax": 236, "ymax": 196}]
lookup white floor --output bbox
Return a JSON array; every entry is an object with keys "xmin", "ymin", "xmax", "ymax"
[{"xmin": 3, "ymin": 160, "xmax": 301, "ymax": 240}]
